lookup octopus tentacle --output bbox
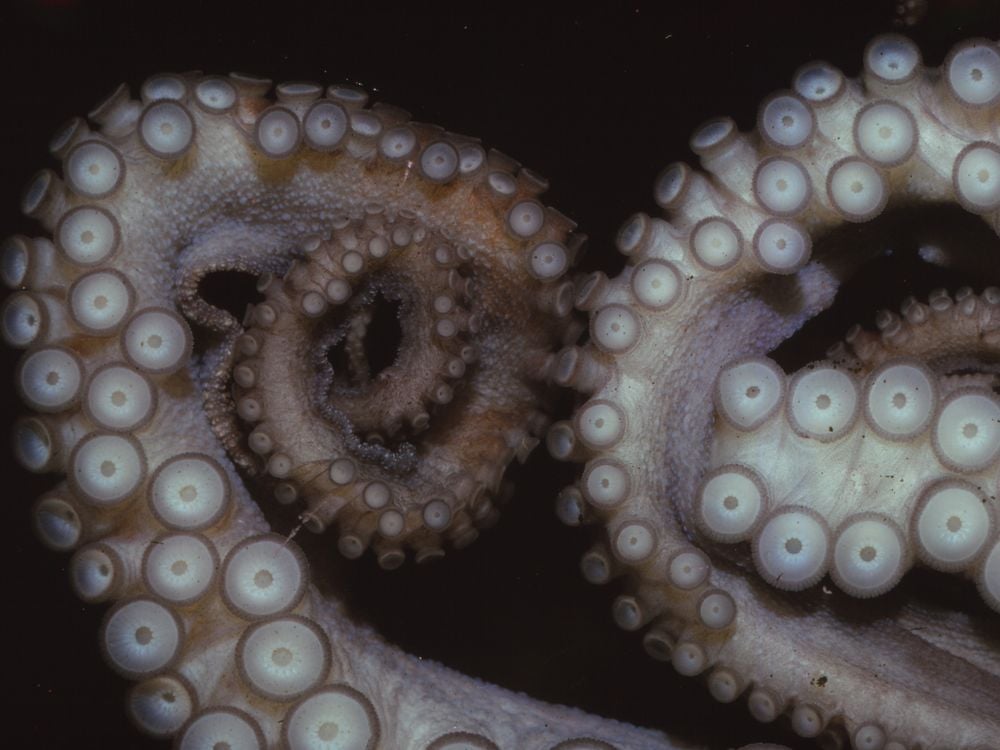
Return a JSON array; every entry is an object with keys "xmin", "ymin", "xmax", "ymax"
[
  {"xmin": 4, "ymin": 72, "xmax": 675, "ymax": 749},
  {"xmin": 708, "ymin": 289, "xmax": 999, "ymax": 596},
  {"xmin": 226, "ymin": 208, "xmax": 567, "ymax": 564},
  {"xmin": 553, "ymin": 34, "xmax": 999, "ymax": 748}
]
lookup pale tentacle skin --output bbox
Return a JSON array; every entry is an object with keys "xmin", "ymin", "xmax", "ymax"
[
  {"xmin": 5, "ymin": 75, "xmax": 674, "ymax": 749},
  {"xmin": 5, "ymin": 18, "xmax": 1000, "ymax": 750},
  {"xmin": 548, "ymin": 33, "xmax": 1000, "ymax": 750}
]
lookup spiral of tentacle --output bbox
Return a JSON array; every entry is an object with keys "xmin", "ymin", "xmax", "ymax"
[
  {"xmin": 226, "ymin": 186, "xmax": 573, "ymax": 567},
  {"xmin": 550, "ymin": 35, "xmax": 1000, "ymax": 748},
  {"xmin": 1, "ymin": 72, "xmax": 679, "ymax": 749}
]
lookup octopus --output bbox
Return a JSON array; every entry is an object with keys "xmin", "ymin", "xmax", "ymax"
[{"xmin": 4, "ymin": 4, "xmax": 999, "ymax": 750}]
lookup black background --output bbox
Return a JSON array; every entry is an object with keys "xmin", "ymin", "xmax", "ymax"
[{"xmin": 2, "ymin": 1, "xmax": 999, "ymax": 748}]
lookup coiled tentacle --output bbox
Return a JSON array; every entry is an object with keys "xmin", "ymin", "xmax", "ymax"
[{"xmin": 5, "ymin": 73, "xmax": 674, "ymax": 749}]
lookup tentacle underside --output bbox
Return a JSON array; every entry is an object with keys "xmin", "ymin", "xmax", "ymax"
[
  {"xmin": 549, "ymin": 34, "xmax": 1000, "ymax": 750},
  {"xmin": 3, "ymin": 32, "xmax": 999, "ymax": 750},
  {"xmin": 5, "ymin": 76, "xmax": 672, "ymax": 749}
]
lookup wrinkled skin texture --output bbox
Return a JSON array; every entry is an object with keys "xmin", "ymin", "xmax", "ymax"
[{"xmin": 4, "ymin": 2, "xmax": 1000, "ymax": 749}]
